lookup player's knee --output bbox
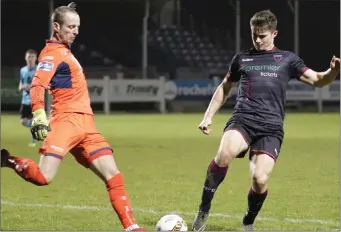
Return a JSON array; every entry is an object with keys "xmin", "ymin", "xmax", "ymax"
[
  {"xmin": 103, "ymin": 167, "xmax": 120, "ymax": 181},
  {"xmin": 252, "ymin": 172, "xmax": 269, "ymax": 187},
  {"xmin": 215, "ymin": 153, "xmax": 231, "ymax": 167},
  {"xmin": 216, "ymin": 130, "xmax": 248, "ymax": 167},
  {"xmin": 38, "ymin": 157, "xmax": 61, "ymax": 185},
  {"xmin": 100, "ymin": 163, "xmax": 119, "ymax": 181},
  {"xmin": 90, "ymin": 155, "xmax": 119, "ymax": 181},
  {"xmin": 216, "ymin": 147, "xmax": 237, "ymax": 167}
]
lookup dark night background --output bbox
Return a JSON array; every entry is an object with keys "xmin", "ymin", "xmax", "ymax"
[{"xmin": 1, "ymin": 0, "xmax": 339, "ymax": 72}]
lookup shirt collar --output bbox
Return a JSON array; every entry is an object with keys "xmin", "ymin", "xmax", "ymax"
[{"xmin": 46, "ymin": 40, "xmax": 72, "ymax": 49}]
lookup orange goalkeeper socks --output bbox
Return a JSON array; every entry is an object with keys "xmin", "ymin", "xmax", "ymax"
[
  {"xmin": 13, "ymin": 157, "xmax": 48, "ymax": 186},
  {"xmin": 106, "ymin": 172, "xmax": 138, "ymax": 230}
]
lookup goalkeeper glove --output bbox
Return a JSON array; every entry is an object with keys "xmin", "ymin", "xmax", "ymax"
[{"xmin": 30, "ymin": 109, "xmax": 49, "ymax": 141}]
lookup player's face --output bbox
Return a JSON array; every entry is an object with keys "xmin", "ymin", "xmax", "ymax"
[
  {"xmin": 25, "ymin": 53, "xmax": 37, "ymax": 67},
  {"xmin": 54, "ymin": 12, "xmax": 80, "ymax": 44},
  {"xmin": 251, "ymin": 27, "xmax": 278, "ymax": 51}
]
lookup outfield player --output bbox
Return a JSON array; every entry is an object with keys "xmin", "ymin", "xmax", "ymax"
[
  {"xmin": 1, "ymin": 3, "xmax": 143, "ymax": 231},
  {"xmin": 191, "ymin": 10, "xmax": 340, "ymax": 231},
  {"xmin": 19, "ymin": 49, "xmax": 38, "ymax": 147}
]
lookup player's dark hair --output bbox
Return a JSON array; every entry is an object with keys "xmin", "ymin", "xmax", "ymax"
[
  {"xmin": 51, "ymin": 2, "xmax": 78, "ymax": 25},
  {"xmin": 26, "ymin": 49, "xmax": 37, "ymax": 55},
  {"xmin": 250, "ymin": 10, "xmax": 277, "ymax": 31}
]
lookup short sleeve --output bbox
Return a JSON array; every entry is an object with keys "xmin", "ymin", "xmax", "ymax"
[
  {"xmin": 289, "ymin": 53, "xmax": 310, "ymax": 80},
  {"xmin": 225, "ymin": 54, "xmax": 241, "ymax": 82}
]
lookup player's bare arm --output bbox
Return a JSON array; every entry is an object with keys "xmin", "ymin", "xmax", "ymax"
[
  {"xmin": 199, "ymin": 79, "xmax": 237, "ymax": 135},
  {"xmin": 299, "ymin": 56, "xmax": 340, "ymax": 87},
  {"xmin": 18, "ymin": 75, "xmax": 28, "ymax": 92},
  {"xmin": 205, "ymin": 78, "xmax": 236, "ymax": 118},
  {"xmin": 18, "ymin": 82, "xmax": 24, "ymax": 91},
  {"xmin": 19, "ymin": 83, "xmax": 31, "ymax": 91}
]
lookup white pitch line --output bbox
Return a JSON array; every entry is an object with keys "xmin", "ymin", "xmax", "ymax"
[{"xmin": 1, "ymin": 200, "xmax": 338, "ymax": 227}]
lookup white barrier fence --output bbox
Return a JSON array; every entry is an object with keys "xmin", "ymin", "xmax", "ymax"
[
  {"xmin": 87, "ymin": 76, "xmax": 340, "ymax": 114},
  {"xmin": 87, "ymin": 76, "xmax": 166, "ymax": 114}
]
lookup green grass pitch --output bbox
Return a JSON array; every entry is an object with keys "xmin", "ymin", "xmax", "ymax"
[{"xmin": 1, "ymin": 113, "xmax": 339, "ymax": 231}]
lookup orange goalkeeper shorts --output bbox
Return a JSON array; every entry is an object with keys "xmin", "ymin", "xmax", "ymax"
[{"xmin": 39, "ymin": 112, "xmax": 113, "ymax": 168}]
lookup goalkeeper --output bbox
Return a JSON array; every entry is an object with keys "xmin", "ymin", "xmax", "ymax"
[{"xmin": 1, "ymin": 2, "xmax": 143, "ymax": 231}]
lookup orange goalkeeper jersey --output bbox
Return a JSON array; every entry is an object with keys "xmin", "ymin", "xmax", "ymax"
[{"xmin": 31, "ymin": 40, "xmax": 93, "ymax": 116}]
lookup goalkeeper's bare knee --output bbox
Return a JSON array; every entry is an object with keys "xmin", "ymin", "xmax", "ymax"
[
  {"xmin": 90, "ymin": 155, "xmax": 119, "ymax": 182},
  {"xmin": 38, "ymin": 155, "xmax": 62, "ymax": 183}
]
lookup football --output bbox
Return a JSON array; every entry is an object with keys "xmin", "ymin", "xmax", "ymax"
[{"xmin": 155, "ymin": 214, "xmax": 188, "ymax": 231}]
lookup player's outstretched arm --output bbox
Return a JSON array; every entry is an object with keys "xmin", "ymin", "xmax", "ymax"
[
  {"xmin": 204, "ymin": 78, "xmax": 235, "ymax": 119},
  {"xmin": 198, "ymin": 79, "xmax": 236, "ymax": 135},
  {"xmin": 299, "ymin": 56, "xmax": 340, "ymax": 87}
]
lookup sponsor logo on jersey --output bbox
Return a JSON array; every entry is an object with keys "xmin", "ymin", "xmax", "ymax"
[
  {"xmin": 37, "ymin": 61, "xmax": 54, "ymax": 71},
  {"xmin": 244, "ymin": 65, "xmax": 280, "ymax": 72},
  {"xmin": 244, "ymin": 65, "xmax": 281, "ymax": 78},
  {"xmin": 242, "ymin": 58, "xmax": 253, "ymax": 62}
]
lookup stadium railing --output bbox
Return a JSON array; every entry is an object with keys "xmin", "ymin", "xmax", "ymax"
[{"xmin": 87, "ymin": 77, "xmax": 339, "ymax": 114}]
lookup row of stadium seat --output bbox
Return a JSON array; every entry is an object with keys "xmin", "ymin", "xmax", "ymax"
[{"xmin": 148, "ymin": 25, "xmax": 234, "ymax": 71}]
